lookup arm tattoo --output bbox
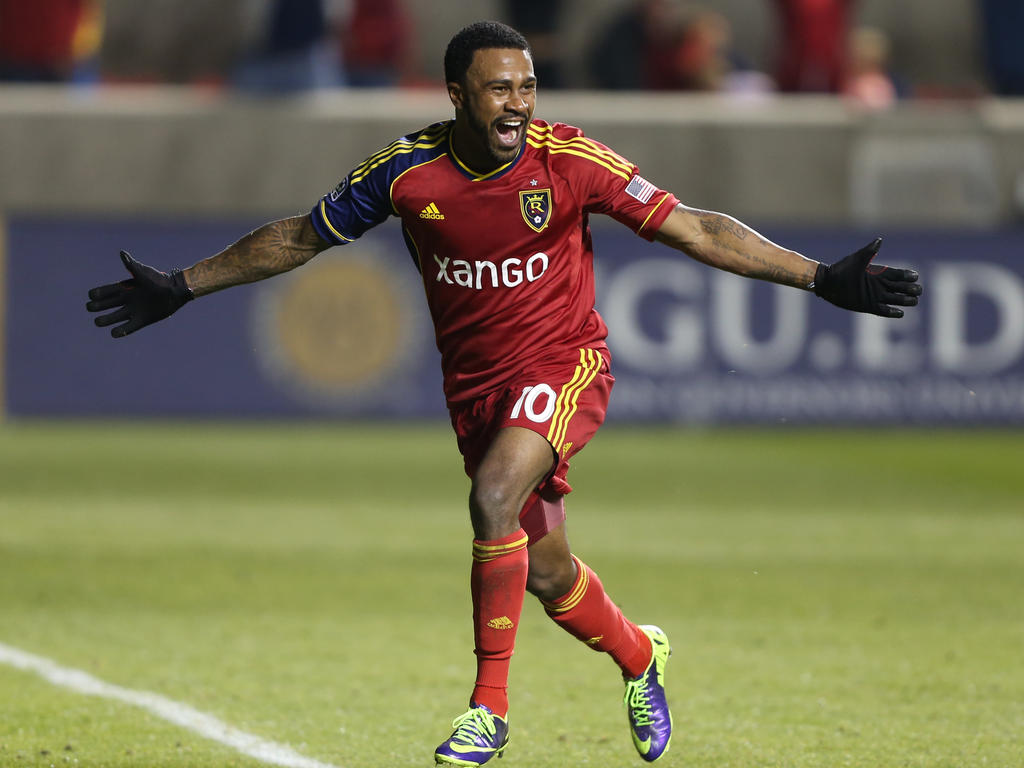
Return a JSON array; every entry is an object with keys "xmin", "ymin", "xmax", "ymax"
[
  {"xmin": 700, "ymin": 214, "xmax": 750, "ymax": 241},
  {"xmin": 697, "ymin": 212, "xmax": 810, "ymax": 287},
  {"xmin": 187, "ymin": 215, "xmax": 328, "ymax": 297}
]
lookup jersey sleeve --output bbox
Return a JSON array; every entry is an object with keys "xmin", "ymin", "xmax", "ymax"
[
  {"xmin": 307, "ymin": 167, "xmax": 391, "ymax": 246},
  {"xmin": 601, "ymin": 171, "xmax": 679, "ymax": 241},
  {"xmin": 309, "ymin": 150, "xmax": 397, "ymax": 245},
  {"xmin": 548, "ymin": 124, "xmax": 679, "ymax": 242},
  {"xmin": 310, "ymin": 122, "xmax": 452, "ymax": 245}
]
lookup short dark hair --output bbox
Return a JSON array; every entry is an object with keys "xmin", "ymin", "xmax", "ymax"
[{"xmin": 444, "ymin": 21, "xmax": 530, "ymax": 85}]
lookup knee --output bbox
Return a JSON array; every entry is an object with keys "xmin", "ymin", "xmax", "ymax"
[{"xmin": 468, "ymin": 478, "xmax": 523, "ymax": 539}]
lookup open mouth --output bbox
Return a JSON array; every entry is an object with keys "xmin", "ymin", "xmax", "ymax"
[{"xmin": 494, "ymin": 118, "xmax": 524, "ymax": 148}]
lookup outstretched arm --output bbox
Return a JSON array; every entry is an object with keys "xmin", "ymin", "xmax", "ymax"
[
  {"xmin": 87, "ymin": 214, "xmax": 331, "ymax": 337},
  {"xmin": 184, "ymin": 213, "xmax": 330, "ymax": 297},
  {"xmin": 656, "ymin": 204, "xmax": 818, "ymax": 288},
  {"xmin": 655, "ymin": 203, "xmax": 921, "ymax": 317}
]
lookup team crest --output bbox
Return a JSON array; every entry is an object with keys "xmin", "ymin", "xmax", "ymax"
[{"xmin": 519, "ymin": 189, "xmax": 552, "ymax": 233}]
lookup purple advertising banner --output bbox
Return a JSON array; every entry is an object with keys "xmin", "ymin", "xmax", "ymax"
[
  {"xmin": 5, "ymin": 215, "xmax": 1024, "ymax": 424},
  {"xmin": 596, "ymin": 227, "xmax": 1024, "ymax": 424}
]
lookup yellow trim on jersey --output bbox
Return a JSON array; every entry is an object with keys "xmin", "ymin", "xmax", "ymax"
[
  {"xmin": 638, "ymin": 191, "xmax": 673, "ymax": 234},
  {"xmin": 449, "ymin": 132, "xmax": 517, "ymax": 181},
  {"xmin": 355, "ymin": 122, "xmax": 448, "ymax": 170},
  {"xmin": 473, "ymin": 534, "xmax": 529, "ymax": 562},
  {"xmin": 546, "ymin": 348, "xmax": 603, "ymax": 454},
  {"xmin": 350, "ymin": 124, "xmax": 449, "ymax": 185},
  {"xmin": 526, "ymin": 135, "xmax": 633, "ymax": 181},
  {"xmin": 526, "ymin": 124, "xmax": 634, "ymax": 175},
  {"xmin": 318, "ymin": 199, "xmax": 354, "ymax": 242}
]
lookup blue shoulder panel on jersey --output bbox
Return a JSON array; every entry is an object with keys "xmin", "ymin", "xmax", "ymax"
[{"xmin": 311, "ymin": 121, "xmax": 452, "ymax": 245}]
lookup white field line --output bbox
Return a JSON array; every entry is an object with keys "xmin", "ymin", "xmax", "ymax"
[{"xmin": 0, "ymin": 641, "xmax": 342, "ymax": 768}]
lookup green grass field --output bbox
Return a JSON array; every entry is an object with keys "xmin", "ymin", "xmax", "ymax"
[{"xmin": 1, "ymin": 422, "xmax": 1022, "ymax": 767}]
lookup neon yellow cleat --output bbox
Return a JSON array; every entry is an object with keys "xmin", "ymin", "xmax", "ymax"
[
  {"xmin": 434, "ymin": 704, "xmax": 510, "ymax": 766},
  {"xmin": 623, "ymin": 625, "xmax": 673, "ymax": 762}
]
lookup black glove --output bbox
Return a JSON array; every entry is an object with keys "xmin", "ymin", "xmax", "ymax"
[
  {"xmin": 86, "ymin": 251, "xmax": 194, "ymax": 338},
  {"xmin": 813, "ymin": 237, "xmax": 922, "ymax": 318}
]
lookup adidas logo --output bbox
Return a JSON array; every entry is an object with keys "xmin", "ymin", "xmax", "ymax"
[
  {"xmin": 487, "ymin": 616, "xmax": 515, "ymax": 630},
  {"xmin": 419, "ymin": 202, "xmax": 445, "ymax": 220}
]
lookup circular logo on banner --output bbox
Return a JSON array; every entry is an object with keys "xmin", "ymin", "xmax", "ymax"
[{"xmin": 252, "ymin": 250, "xmax": 417, "ymax": 405}]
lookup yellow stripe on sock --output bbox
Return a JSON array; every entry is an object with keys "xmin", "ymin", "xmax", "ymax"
[
  {"xmin": 473, "ymin": 534, "xmax": 529, "ymax": 563},
  {"xmin": 543, "ymin": 556, "xmax": 589, "ymax": 613}
]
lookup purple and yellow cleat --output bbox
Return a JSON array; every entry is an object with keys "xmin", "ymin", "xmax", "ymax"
[
  {"xmin": 434, "ymin": 703, "xmax": 510, "ymax": 766},
  {"xmin": 623, "ymin": 625, "xmax": 673, "ymax": 762}
]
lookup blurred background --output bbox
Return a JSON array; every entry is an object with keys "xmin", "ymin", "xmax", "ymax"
[
  {"xmin": 4, "ymin": 8, "xmax": 1021, "ymax": 765},
  {"xmin": 2, "ymin": 0, "xmax": 1023, "ymax": 426}
]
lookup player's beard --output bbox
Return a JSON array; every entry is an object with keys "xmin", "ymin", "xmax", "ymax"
[{"xmin": 467, "ymin": 109, "xmax": 526, "ymax": 168}]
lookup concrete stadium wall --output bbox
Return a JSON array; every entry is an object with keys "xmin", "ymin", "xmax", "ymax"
[
  {"xmin": 2, "ymin": 86, "xmax": 1024, "ymax": 227},
  {"xmin": 5, "ymin": 85, "xmax": 1024, "ymax": 425}
]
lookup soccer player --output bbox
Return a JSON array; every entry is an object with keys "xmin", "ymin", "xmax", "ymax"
[{"xmin": 86, "ymin": 20, "xmax": 921, "ymax": 766}]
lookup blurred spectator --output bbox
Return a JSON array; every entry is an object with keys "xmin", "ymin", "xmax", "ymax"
[
  {"xmin": 0, "ymin": 0, "xmax": 94, "ymax": 82},
  {"xmin": 670, "ymin": 8, "xmax": 734, "ymax": 91},
  {"xmin": 588, "ymin": 0, "xmax": 693, "ymax": 90},
  {"xmin": 504, "ymin": 0, "xmax": 567, "ymax": 88},
  {"xmin": 233, "ymin": 0, "xmax": 346, "ymax": 92},
  {"xmin": 340, "ymin": 0, "xmax": 413, "ymax": 87},
  {"xmin": 588, "ymin": 0, "xmax": 668, "ymax": 89},
  {"xmin": 842, "ymin": 26, "xmax": 897, "ymax": 109},
  {"xmin": 772, "ymin": 0, "xmax": 854, "ymax": 93},
  {"xmin": 978, "ymin": 0, "xmax": 1024, "ymax": 95},
  {"xmin": 590, "ymin": 1, "xmax": 745, "ymax": 92}
]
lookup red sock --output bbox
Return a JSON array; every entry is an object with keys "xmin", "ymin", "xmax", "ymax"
[
  {"xmin": 470, "ymin": 529, "xmax": 529, "ymax": 717},
  {"xmin": 543, "ymin": 555, "xmax": 653, "ymax": 679}
]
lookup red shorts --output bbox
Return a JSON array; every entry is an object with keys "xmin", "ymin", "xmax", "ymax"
[{"xmin": 449, "ymin": 346, "xmax": 614, "ymax": 541}]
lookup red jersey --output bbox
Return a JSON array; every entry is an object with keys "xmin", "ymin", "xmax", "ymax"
[{"xmin": 310, "ymin": 119, "xmax": 679, "ymax": 405}]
